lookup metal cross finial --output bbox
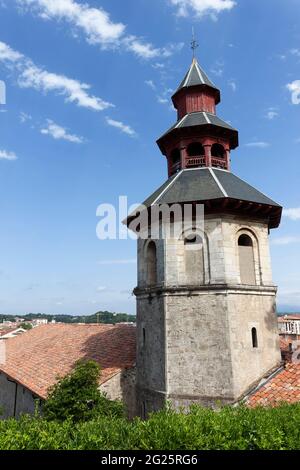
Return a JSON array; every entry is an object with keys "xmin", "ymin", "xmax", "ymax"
[{"xmin": 191, "ymin": 27, "xmax": 199, "ymax": 59}]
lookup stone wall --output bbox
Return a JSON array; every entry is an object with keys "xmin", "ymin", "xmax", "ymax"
[
  {"xmin": 135, "ymin": 214, "xmax": 281, "ymax": 415},
  {"xmin": 227, "ymin": 291, "xmax": 281, "ymax": 397},
  {"xmin": 99, "ymin": 368, "xmax": 136, "ymax": 419}
]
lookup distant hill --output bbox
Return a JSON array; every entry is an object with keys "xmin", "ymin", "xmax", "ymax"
[{"xmin": 0, "ymin": 311, "xmax": 136, "ymax": 325}]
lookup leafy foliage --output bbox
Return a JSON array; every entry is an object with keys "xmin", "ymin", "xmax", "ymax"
[
  {"xmin": 0, "ymin": 311, "xmax": 135, "ymax": 324},
  {"xmin": 0, "ymin": 403, "xmax": 299, "ymax": 450},
  {"xmin": 19, "ymin": 322, "xmax": 33, "ymax": 330},
  {"xmin": 43, "ymin": 360, "xmax": 124, "ymax": 423}
]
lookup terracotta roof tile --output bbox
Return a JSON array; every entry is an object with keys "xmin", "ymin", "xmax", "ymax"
[
  {"xmin": 247, "ymin": 363, "xmax": 300, "ymax": 407},
  {"xmin": 278, "ymin": 314, "xmax": 300, "ymax": 321},
  {"xmin": 0, "ymin": 323, "xmax": 136, "ymax": 399}
]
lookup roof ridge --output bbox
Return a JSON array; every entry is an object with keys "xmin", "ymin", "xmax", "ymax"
[
  {"xmin": 151, "ymin": 169, "xmax": 184, "ymax": 205},
  {"xmin": 209, "ymin": 168, "xmax": 228, "ymax": 197},
  {"xmin": 194, "ymin": 61, "xmax": 205, "ymax": 84},
  {"xmin": 195, "ymin": 60, "xmax": 218, "ymax": 89},
  {"xmin": 182, "ymin": 61, "xmax": 194, "ymax": 87}
]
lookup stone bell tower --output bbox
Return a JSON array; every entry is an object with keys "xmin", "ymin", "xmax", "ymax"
[{"xmin": 126, "ymin": 56, "xmax": 282, "ymax": 417}]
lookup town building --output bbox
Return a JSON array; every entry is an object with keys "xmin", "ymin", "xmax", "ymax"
[
  {"xmin": 0, "ymin": 323, "xmax": 136, "ymax": 419},
  {"xmin": 277, "ymin": 314, "xmax": 300, "ymax": 363},
  {"xmin": 32, "ymin": 318, "xmax": 49, "ymax": 326},
  {"xmin": 278, "ymin": 314, "xmax": 300, "ymax": 338},
  {"xmin": 126, "ymin": 57, "xmax": 283, "ymax": 417}
]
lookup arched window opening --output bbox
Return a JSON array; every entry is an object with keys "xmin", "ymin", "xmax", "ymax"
[
  {"xmin": 211, "ymin": 143, "xmax": 225, "ymax": 159},
  {"xmin": 146, "ymin": 241, "xmax": 157, "ymax": 286},
  {"xmin": 170, "ymin": 148, "xmax": 181, "ymax": 174},
  {"xmin": 187, "ymin": 142, "xmax": 205, "ymax": 157},
  {"xmin": 251, "ymin": 327, "xmax": 258, "ymax": 348},
  {"xmin": 142, "ymin": 327, "xmax": 146, "ymax": 346},
  {"xmin": 238, "ymin": 234, "xmax": 256, "ymax": 285},
  {"xmin": 184, "ymin": 233, "xmax": 203, "ymax": 246},
  {"xmin": 184, "ymin": 233, "xmax": 204, "ymax": 285}
]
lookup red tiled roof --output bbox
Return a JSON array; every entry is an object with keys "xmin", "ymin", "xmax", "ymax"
[
  {"xmin": 0, "ymin": 328, "xmax": 16, "ymax": 337},
  {"xmin": 278, "ymin": 314, "xmax": 300, "ymax": 322},
  {"xmin": 0, "ymin": 323, "xmax": 136, "ymax": 399},
  {"xmin": 247, "ymin": 364, "xmax": 300, "ymax": 407}
]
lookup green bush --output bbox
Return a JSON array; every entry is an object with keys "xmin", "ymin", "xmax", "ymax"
[
  {"xmin": 19, "ymin": 322, "xmax": 33, "ymax": 330},
  {"xmin": 0, "ymin": 403, "xmax": 299, "ymax": 450},
  {"xmin": 43, "ymin": 360, "xmax": 124, "ymax": 423}
]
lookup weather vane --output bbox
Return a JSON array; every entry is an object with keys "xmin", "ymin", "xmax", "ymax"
[{"xmin": 191, "ymin": 27, "xmax": 199, "ymax": 59}]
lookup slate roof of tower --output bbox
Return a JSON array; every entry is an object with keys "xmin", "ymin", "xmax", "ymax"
[
  {"xmin": 158, "ymin": 111, "xmax": 237, "ymax": 141},
  {"xmin": 176, "ymin": 59, "xmax": 219, "ymax": 92},
  {"xmin": 0, "ymin": 323, "xmax": 136, "ymax": 399},
  {"xmin": 142, "ymin": 168, "xmax": 281, "ymax": 208}
]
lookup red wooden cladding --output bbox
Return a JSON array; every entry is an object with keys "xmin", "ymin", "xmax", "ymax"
[{"xmin": 175, "ymin": 90, "xmax": 216, "ymax": 119}]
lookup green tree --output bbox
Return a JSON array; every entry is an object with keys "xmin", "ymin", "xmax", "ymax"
[
  {"xmin": 20, "ymin": 322, "xmax": 33, "ymax": 330},
  {"xmin": 43, "ymin": 360, "xmax": 123, "ymax": 423}
]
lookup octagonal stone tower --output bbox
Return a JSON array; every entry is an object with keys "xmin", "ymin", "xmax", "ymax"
[{"xmin": 126, "ymin": 58, "xmax": 282, "ymax": 417}]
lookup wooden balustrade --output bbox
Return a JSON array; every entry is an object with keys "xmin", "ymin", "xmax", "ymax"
[
  {"xmin": 186, "ymin": 156, "xmax": 206, "ymax": 167},
  {"xmin": 211, "ymin": 158, "xmax": 227, "ymax": 169}
]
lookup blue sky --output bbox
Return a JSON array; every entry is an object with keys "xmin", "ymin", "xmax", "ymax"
[{"xmin": 0, "ymin": 0, "xmax": 299, "ymax": 315}]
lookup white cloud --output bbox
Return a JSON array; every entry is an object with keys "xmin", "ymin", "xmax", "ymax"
[
  {"xmin": 17, "ymin": 0, "xmax": 182, "ymax": 60},
  {"xmin": 272, "ymin": 236, "xmax": 300, "ymax": 246},
  {"xmin": 125, "ymin": 37, "xmax": 184, "ymax": 59},
  {"xmin": 105, "ymin": 117, "xmax": 136, "ymax": 137},
  {"xmin": 152, "ymin": 63, "xmax": 165, "ymax": 70},
  {"xmin": 265, "ymin": 108, "xmax": 279, "ymax": 120},
  {"xmin": 170, "ymin": 0, "xmax": 236, "ymax": 18},
  {"xmin": 0, "ymin": 149, "xmax": 17, "ymax": 160},
  {"xmin": 228, "ymin": 79, "xmax": 236, "ymax": 92},
  {"xmin": 0, "ymin": 41, "xmax": 113, "ymax": 111},
  {"xmin": 245, "ymin": 142, "xmax": 270, "ymax": 148},
  {"xmin": 145, "ymin": 80, "xmax": 156, "ymax": 90},
  {"xmin": 0, "ymin": 41, "xmax": 23, "ymax": 62},
  {"xmin": 97, "ymin": 258, "xmax": 137, "ymax": 265},
  {"xmin": 96, "ymin": 286, "xmax": 114, "ymax": 293},
  {"xmin": 18, "ymin": 0, "xmax": 125, "ymax": 45},
  {"xmin": 278, "ymin": 289, "xmax": 300, "ymax": 307},
  {"xmin": 283, "ymin": 207, "xmax": 300, "ymax": 221},
  {"xmin": 41, "ymin": 119, "xmax": 84, "ymax": 143},
  {"xmin": 157, "ymin": 97, "xmax": 168, "ymax": 104},
  {"xmin": 210, "ymin": 60, "xmax": 224, "ymax": 77},
  {"xmin": 96, "ymin": 286, "xmax": 107, "ymax": 292},
  {"xmin": 19, "ymin": 65, "xmax": 113, "ymax": 111},
  {"xmin": 19, "ymin": 111, "xmax": 32, "ymax": 123},
  {"xmin": 290, "ymin": 48, "xmax": 300, "ymax": 57},
  {"xmin": 287, "ymin": 80, "xmax": 300, "ymax": 105}
]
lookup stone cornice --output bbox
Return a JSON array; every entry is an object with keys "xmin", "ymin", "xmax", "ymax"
[{"xmin": 134, "ymin": 283, "xmax": 277, "ymax": 298}]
